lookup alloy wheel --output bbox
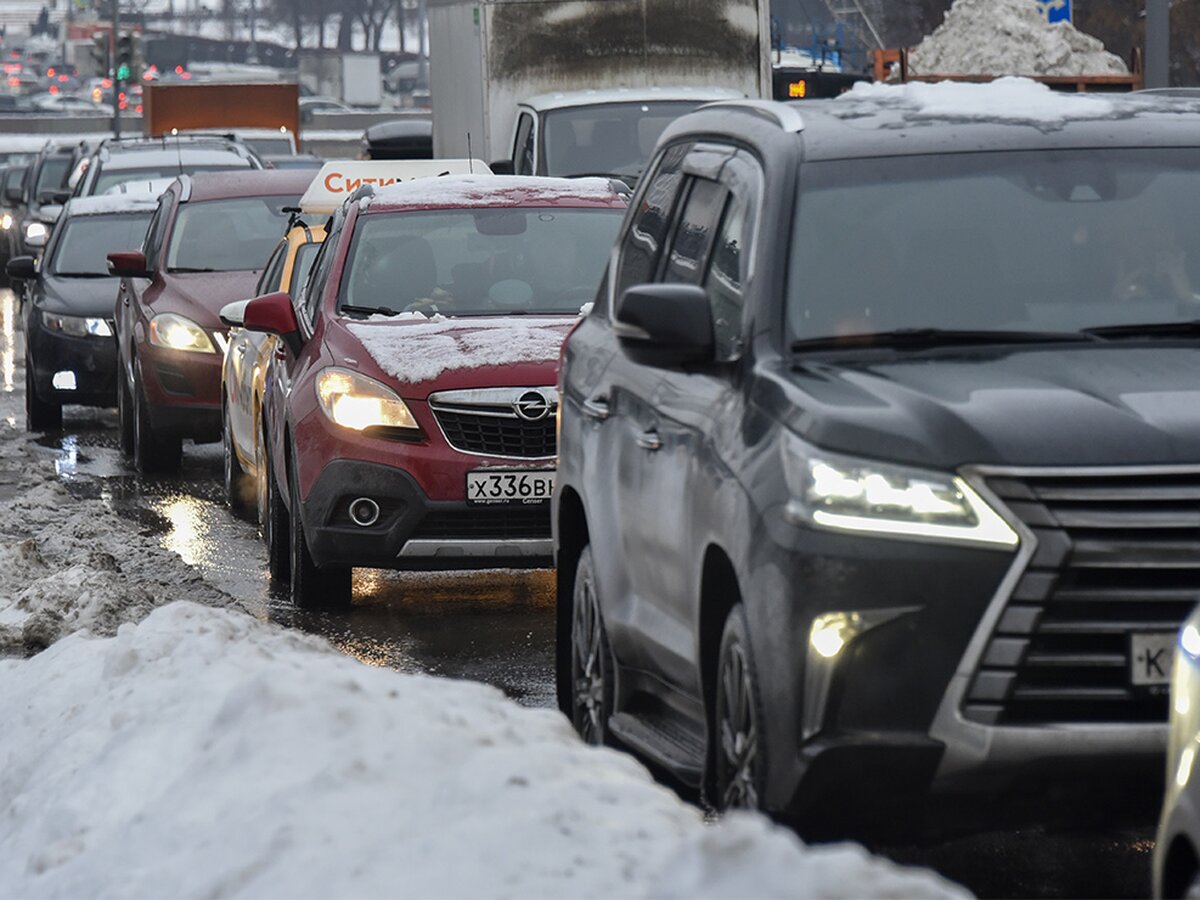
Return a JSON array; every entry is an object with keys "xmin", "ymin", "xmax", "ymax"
[
  {"xmin": 570, "ymin": 548, "xmax": 610, "ymax": 745},
  {"xmin": 717, "ymin": 635, "xmax": 760, "ymax": 810}
]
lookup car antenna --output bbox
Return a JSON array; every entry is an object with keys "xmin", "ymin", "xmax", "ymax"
[
  {"xmin": 173, "ymin": 128, "xmax": 183, "ymax": 176},
  {"xmin": 467, "ymin": 134, "xmax": 473, "ymax": 174}
]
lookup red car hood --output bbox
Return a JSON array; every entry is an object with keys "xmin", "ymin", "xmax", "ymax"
[
  {"xmin": 336, "ymin": 314, "xmax": 575, "ymax": 397},
  {"xmin": 157, "ymin": 270, "xmax": 262, "ymax": 328}
]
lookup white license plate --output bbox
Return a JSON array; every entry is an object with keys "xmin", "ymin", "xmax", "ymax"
[
  {"xmin": 466, "ymin": 469, "xmax": 555, "ymax": 505},
  {"xmin": 1130, "ymin": 632, "xmax": 1175, "ymax": 686}
]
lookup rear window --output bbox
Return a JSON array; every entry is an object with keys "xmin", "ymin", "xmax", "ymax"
[
  {"xmin": 51, "ymin": 212, "xmax": 153, "ymax": 277},
  {"xmin": 339, "ymin": 207, "xmax": 623, "ymax": 316},
  {"xmin": 93, "ymin": 162, "xmax": 251, "ymax": 195},
  {"xmin": 166, "ymin": 196, "xmax": 296, "ymax": 273}
]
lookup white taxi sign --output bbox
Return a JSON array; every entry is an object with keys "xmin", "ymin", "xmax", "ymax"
[{"xmin": 300, "ymin": 160, "xmax": 492, "ymax": 214}]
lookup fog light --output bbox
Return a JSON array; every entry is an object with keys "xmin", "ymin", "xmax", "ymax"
[
  {"xmin": 810, "ymin": 612, "xmax": 858, "ymax": 659},
  {"xmin": 52, "ymin": 370, "xmax": 76, "ymax": 391}
]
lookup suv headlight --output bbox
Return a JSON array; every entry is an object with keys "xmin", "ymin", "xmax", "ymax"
[
  {"xmin": 781, "ymin": 435, "xmax": 1018, "ymax": 548},
  {"xmin": 23, "ymin": 221, "xmax": 47, "ymax": 242},
  {"xmin": 148, "ymin": 313, "xmax": 216, "ymax": 353},
  {"xmin": 41, "ymin": 311, "xmax": 112, "ymax": 338},
  {"xmin": 316, "ymin": 367, "xmax": 419, "ymax": 433}
]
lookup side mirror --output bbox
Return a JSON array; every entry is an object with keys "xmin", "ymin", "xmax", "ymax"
[
  {"xmin": 615, "ymin": 283, "xmax": 714, "ymax": 368},
  {"xmin": 107, "ymin": 250, "xmax": 152, "ymax": 279},
  {"xmin": 42, "ymin": 204, "xmax": 62, "ymax": 224},
  {"xmin": 6, "ymin": 255, "xmax": 36, "ymax": 281},
  {"xmin": 24, "ymin": 224, "xmax": 48, "ymax": 249},
  {"xmin": 219, "ymin": 299, "xmax": 250, "ymax": 328},
  {"xmin": 243, "ymin": 291, "xmax": 302, "ymax": 355},
  {"xmin": 489, "ymin": 159, "xmax": 515, "ymax": 176}
]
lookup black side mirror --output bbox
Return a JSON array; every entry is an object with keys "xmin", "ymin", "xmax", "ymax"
[
  {"xmin": 6, "ymin": 255, "xmax": 37, "ymax": 281},
  {"xmin": 489, "ymin": 159, "xmax": 514, "ymax": 176},
  {"xmin": 615, "ymin": 283, "xmax": 714, "ymax": 368}
]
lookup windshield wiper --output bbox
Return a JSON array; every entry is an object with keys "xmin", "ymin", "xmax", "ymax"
[
  {"xmin": 790, "ymin": 328, "xmax": 1102, "ymax": 353},
  {"xmin": 168, "ymin": 266, "xmax": 220, "ymax": 274},
  {"xmin": 54, "ymin": 272, "xmax": 110, "ymax": 279},
  {"xmin": 340, "ymin": 304, "xmax": 409, "ymax": 318},
  {"xmin": 1082, "ymin": 320, "xmax": 1200, "ymax": 339}
]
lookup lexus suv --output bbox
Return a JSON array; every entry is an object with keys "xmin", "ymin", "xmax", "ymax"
[{"xmin": 555, "ymin": 85, "xmax": 1200, "ymax": 833}]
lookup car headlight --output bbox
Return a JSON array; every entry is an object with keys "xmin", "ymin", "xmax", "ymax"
[
  {"xmin": 1, "ymin": 213, "xmax": 11, "ymax": 231},
  {"xmin": 41, "ymin": 311, "xmax": 113, "ymax": 338},
  {"xmin": 148, "ymin": 313, "xmax": 216, "ymax": 353},
  {"xmin": 781, "ymin": 434, "xmax": 1018, "ymax": 548},
  {"xmin": 316, "ymin": 367, "xmax": 418, "ymax": 433},
  {"xmin": 23, "ymin": 221, "xmax": 47, "ymax": 242}
]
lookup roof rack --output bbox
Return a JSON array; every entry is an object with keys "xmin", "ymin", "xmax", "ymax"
[{"xmin": 698, "ymin": 99, "xmax": 806, "ymax": 133}]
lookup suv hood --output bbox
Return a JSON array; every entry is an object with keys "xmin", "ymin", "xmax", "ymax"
[
  {"xmin": 782, "ymin": 345, "xmax": 1200, "ymax": 469},
  {"xmin": 338, "ymin": 314, "xmax": 574, "ymax": 396},
  {"xmin": 41, "ymin": 274, "xmax": 120, "ymax": 318}
]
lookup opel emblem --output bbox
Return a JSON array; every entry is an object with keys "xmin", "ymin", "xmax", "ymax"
[{"xmin": 514, "ymin": 390, "xmax": 551, "ymax": 421}]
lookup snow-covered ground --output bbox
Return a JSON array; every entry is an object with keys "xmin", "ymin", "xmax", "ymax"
[{"xmin": 0, "ymin": 321, "xmax": 965, "ymax": 897}]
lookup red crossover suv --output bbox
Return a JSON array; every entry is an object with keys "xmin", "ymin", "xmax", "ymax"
[
  {"xmin": 243, "ymin": 175, "xmax": 628, "ymax": 608},
  {"xmin": 108, "ymin": 169, "xmax": 314, "ymax": 472}
]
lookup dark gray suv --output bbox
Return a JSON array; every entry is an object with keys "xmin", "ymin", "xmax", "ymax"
[{"xmin": 554, "ymin": 88, "xmax": 1200, "ymax": 834}]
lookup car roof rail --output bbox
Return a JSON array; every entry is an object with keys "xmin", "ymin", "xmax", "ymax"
[{"xmin": 698, "ymin": 99, "xmax": 806, "ymax": 133}]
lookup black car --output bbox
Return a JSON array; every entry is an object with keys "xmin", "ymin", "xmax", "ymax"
[
  {"xmin": 8, "ymin": 193, "xmax": 156, "ymax": 429},
  {"xmin": 555, "ymin": 89, "xmax": 1200, "ymax": 833},
  {"xmin": 361, "ymin": 118, "xmax": 432, "ymax": 160}
]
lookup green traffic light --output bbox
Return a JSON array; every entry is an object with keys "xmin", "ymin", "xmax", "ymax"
[{"xmin": 116, "ymin": 63, "xmax": 131, "ymax": 81}]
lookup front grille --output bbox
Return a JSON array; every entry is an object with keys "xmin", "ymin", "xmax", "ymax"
[
  {"xmin": 965, "ymin": 471, "xmax": 1200, "ymax": 726},
  {"xmin": 411, "ymin": 506, "xmax": 551, "ymax": 541},
  {"xmin": 431, "ymin": 406, "xmax": 556, "ymax": 458}
]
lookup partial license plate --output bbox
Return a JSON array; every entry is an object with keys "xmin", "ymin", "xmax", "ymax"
[
  {"xmin": 466, "ymin": 469, "xmax": 555, "ymax": 505},
  {"xmin": 1130, "ymin": 632, "xmax": 1175, "ymax": 686}
]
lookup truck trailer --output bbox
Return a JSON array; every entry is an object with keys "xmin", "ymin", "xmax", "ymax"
[{"xmin": 428, "ymin": 0, "xmax": 770, "ymax": 177}]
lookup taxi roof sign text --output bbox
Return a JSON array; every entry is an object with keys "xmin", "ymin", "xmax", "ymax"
[{"xmin": 300, "ymin": 160, "xmax": 492, "ymax": 214}]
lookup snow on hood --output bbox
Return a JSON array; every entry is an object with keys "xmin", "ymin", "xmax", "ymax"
[
  {"xmin": 841, "ymin": 76, "xmax": 1116, "ymax": 124},
  {"xmin": 346, "ymin": 315, "xmax": 571, "ymax": 384},
  {"xmin": 369, "ymin": 174, "xmax": 621, "ymax": 209},
  {"xmin": 907, "ymin": 0, "xmax": 1127, "ymax": 78},
  {"xmin": 65, "ymin": 195, "xmax": 160, "ymax": 217},
  {"xmin": 0, "ymin": 601, "xmax": 965, "ymax": 898}
]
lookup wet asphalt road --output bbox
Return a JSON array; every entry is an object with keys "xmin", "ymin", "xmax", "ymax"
[{"xmin": 5, "ymin": 287, "xmax": 1159, "ymax": 897}]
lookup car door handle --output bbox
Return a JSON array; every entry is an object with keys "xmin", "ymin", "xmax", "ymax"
[
  {"xmin": 636, "ymin": 429, "xmax": 662, "ymax": 451},
  {"xmin": 582, "ymin": 396, "xmax": 610, "ymax": 421}
]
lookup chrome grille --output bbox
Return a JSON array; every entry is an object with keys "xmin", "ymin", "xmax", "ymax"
[
  {"xmin": 428, "ymin": 388, "xmax": 557, "ymax": 459},
  {"xmin": 965, "ymin": 471, "xmax": 1200, "ymax": 726}
]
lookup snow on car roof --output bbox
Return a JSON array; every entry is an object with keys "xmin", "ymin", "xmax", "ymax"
[
  {"xmin": 839, "ymin": 77, "xmax": 1117, "ymax": 124},
  {"xmin": 63, "ymin": 194, "xmax": 160, "ymax": 217},
  {"xmin": 346, "ymin": 315, "xmax": 572, "ymax": 384},
  {"xmin": 367, "ymin": 175, "xmax": 627, "ymax": 211},
  {"xmin": 521, "ymin": 85, "xmax": 745, "ymax": 111}
]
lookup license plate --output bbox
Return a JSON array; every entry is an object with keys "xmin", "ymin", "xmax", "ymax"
[
  {"xmin": 1130, "ymin": 632, "xmax": 1175, "ymax": 686},
  {"xmin": 466, "ymin": 469, "xmax": 555, "ymax": 505}
]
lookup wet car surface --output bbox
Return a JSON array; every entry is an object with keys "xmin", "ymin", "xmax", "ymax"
[{"xmin": 0, "ymin": 286, "xmax": 1155, "ymax": 896}]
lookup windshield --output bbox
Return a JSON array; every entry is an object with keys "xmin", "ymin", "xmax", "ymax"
[
  {"xmin": 788, "ymin": 149, "xmax": 1200, "ymax": 344},
  {"xmin": 93, "ymin": 162, "xmax": 251, "ymax": 195},
  {"xmin": 289, "ymin": 242, "xmax": 319, "ymax": 294},
  {"xmin": 167, "ymin": 196, "xmax": 296, "ymax": 273},
  {"xmin": 34, "ymin": 157, "xmax": 71, "ymax": 200},
  {"xmin": 541, "ymin": 101, "xmax": 701, "ymax": 179},
  {"xmin": 340, "ymin": 207, "xmax": 622, "ymax": 316},
  {"xmin": 51, "ymin": 212, "xmax": 153, "ymax": 277}
]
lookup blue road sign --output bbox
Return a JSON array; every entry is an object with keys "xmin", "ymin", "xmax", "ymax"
[{"xmin": 1038, "ymin": 0, "xmax": 1071, "ymax": 23}]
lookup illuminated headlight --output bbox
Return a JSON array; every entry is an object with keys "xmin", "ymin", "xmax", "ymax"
[
  {"xmin": 781, "ymin": 435, "xmax": 1018, "ymax": 548},
  {"xmin": 316, "ymin": 367, "xmax": 418, "ymax": 433},
  {"xmin": 148, "ymin": 313, "xmax": 216, "ymax": 353},
  {"xmin": 23, "ymin": 221, "xmax": 47, "ymax": 242},
  {"xmin": 41, "ymin": 311, "xmax": 113, "ymax": 338},
  {"xmin": 1, "ymin": 213, "xmax": 11, "ymax": 231}
]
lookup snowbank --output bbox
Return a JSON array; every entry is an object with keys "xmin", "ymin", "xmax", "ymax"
[
  {"xmin": 0, "ymin": 602, "xmax": 965, "ymax": 899},
  {"xmin": 909, "ymin": 0, "xmax": 1127, "ymax": 77},
  {"xmin": 842, "ymin": 76, "xmax": 1116, "ymax": 124}
]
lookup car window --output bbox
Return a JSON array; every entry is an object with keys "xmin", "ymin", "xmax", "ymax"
[
  {"xmin": 166, "ymin": 196, "xmax": 295, "ymax": 272},
  {"xmin": 33, "ymin": 156, "xmax": 71, "ymax": 201},
  {"xmin": 93, "ymin": 163, "xmax": 250, "ymax": 195},
  {"xmin": 256, "ymin": 240, "xmax": 287, "ymax": 295},
  {"xmin": 705, "ymin": 194, "xmax": 748, "ymax": 362},
  {"xmin": 289, "ymin": 242, "xmax": 320, "ymax": 297},
  {"xmin": 301, "ymin": 232, "xmax": 337, "ymax": 328},
  {"xmin": 662, "ymin": 177, "xmax": 727, "ymax": 286},
  {"xmin": 50, "ymin": 213, "xmax": 153, "ymax": 277},
  {"xmin": 613, "ymin": 142, "xmax": 691, "ymax": 304},
  {"xmin": 514, "ymin": 113, "xmax": 535, "ymax": 176}
]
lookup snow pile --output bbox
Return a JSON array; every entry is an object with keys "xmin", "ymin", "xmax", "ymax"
[
  {"xmin": 0, "ymin": 602, "xmax": 965, "ymax": 899},
  {"xmin": 908, "ymin": 0, "xmax": 1127, "ymax": 77},
  {"xmin": 371, "ymin": 175, "xmax": 624, "ymax": 209},
  {"xmin": 0, "ymin": 476, "xmax": 237, "ymax": 654},
  {"xmin": 843, "ymin": 76, "xmax": 1116, "ymax": 124},
  {"xmin": 348, "ymin": 316, "xmax": 571, "ymax": 384}
]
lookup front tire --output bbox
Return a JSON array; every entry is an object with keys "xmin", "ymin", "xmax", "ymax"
[
  {"xmin": 714, "ymin": 606, "xmax": 766, "ymax": 811},
  {"xmin": 569, "ymin": 545, "xmax": 614, "ymax": 745},
  {"xmin": 287, "ymin": 446, "xmax": 351, "ymax": 610},
  {"xmin": 263, "ymin": 425, "xmax": 289, "ymax": 582},
  {"xmin": 24, "ymin": 354, "xmax": 61, "ymax": 431},
  {"xmin": 223, "ymin": 403, "xmax": 251, "ymax": 515},
  {"xmin": 116, "ymin": 359, "xmax": 135, "ymax": 456},
  {"xmin": 132, "ymin": 359, "xmax": 182, "ymax": 474}
]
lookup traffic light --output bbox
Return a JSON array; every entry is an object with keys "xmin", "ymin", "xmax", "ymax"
[
  {"xmin": 90, "ymin": 31, "xmax": 109, "ymax": 76},
  {"xmin": 115, "ymin": 31, "xmax": 132, "ymax": 82}
]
